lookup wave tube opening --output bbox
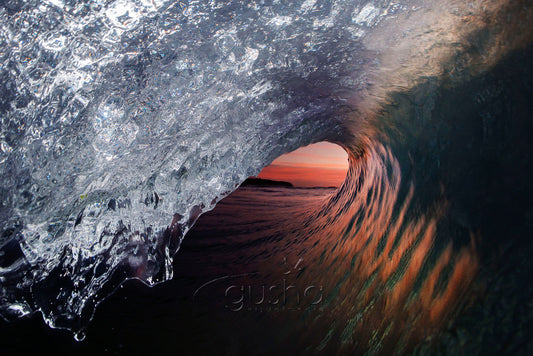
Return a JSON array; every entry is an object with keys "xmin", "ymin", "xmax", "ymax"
[{"xmin": 254, "ymin": 141, "xmax": 350, "ymax": 189}]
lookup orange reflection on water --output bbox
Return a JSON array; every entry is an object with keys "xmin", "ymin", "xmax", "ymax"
[{"xmin": 279, "ymin": 143, "xmax": 480, "ymax": 354}]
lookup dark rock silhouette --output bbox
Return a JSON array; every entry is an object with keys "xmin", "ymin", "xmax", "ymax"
[{"xmin": 240, "ymin": 177, "xmax": 293, "ymax": 187}]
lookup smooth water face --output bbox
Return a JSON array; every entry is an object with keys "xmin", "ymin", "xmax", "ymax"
[{"xmin": 0, "ymin": 0, "xmax": 532, "ymax": 351}]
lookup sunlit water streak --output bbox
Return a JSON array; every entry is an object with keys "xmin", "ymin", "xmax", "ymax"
[{"xmin": 193, "ymin": 143, "xmax": 480, "ymax": 354}]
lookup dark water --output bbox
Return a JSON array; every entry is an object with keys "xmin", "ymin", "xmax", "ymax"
[
  {"xmin": 0, "ymin": 187, "xmax": 336, "ymax": 354},
  {"xmin": 1, "ymin": 184, "xmax": 532, "ymax": 355}
]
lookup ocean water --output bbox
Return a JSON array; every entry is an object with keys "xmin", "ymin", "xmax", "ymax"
[
  {"xmin": 1, "ymin": 0, "xmax": 533, "ymax": 354},
  {"xmin": 1, "ymin": 185, "xmax": 531, "ymax": 354}
]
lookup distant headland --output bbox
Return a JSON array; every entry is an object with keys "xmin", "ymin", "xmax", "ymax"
[{"xmin": 241, "ymin": 177, "xmax": 293, "ymax": 187}]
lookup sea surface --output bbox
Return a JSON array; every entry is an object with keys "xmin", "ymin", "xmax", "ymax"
[{"xmin": 2, "ymin": 185, "xmax": 532, "ymax": 354}]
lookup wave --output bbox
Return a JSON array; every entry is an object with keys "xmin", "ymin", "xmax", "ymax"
[{"xmin": 1, "ymin": 0, "xmax": 532, "ymax": 351}]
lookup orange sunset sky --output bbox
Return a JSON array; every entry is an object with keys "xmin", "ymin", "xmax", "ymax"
[{"xmin": 257, "ymin": 142, "xmax": 349, "ymax": 187}]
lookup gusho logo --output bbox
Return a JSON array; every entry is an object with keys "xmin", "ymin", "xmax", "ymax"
[
  {"xmin": 193, "ymin": 258, "xmax": 324, "ymax": 312},
  {"xmin": 224, "ymin": 278, "xmax": 323, "ymax": 312}
]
